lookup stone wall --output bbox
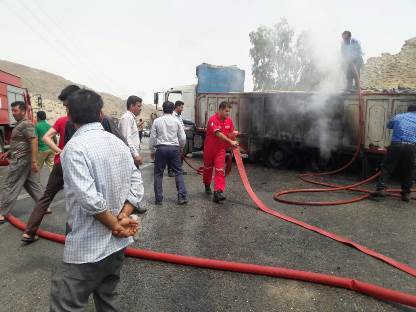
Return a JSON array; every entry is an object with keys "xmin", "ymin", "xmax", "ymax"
[{"xmin": 361, "ymin": 37, "xmax": 416, "ymax": 90}]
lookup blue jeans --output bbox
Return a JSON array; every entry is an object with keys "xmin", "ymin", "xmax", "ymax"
[{"xmin": 154, "ymin": 145, "xmax": 187, "ymax": 202}]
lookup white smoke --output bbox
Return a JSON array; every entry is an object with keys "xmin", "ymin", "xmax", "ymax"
[{"xmin": 302, "ymin": 30, "xmax": 347, "ymax": 158}]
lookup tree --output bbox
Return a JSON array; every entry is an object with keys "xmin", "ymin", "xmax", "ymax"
[{"xmin": 249, "ymin": 18, "xmax": 320, "ymax": 91}]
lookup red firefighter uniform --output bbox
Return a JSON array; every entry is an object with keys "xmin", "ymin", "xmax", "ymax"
[{"xmin": 203, "ymin": 113, "xmax": 235, "ymax": 191}]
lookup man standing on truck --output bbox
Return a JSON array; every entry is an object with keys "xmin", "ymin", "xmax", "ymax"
[
  {"xmin": 369, "ymin": 104, "xmax": 416, "ymax": 202},
  {"xmin": 203, "ymin": 101, "xmax": 238, "ymax": 203},
  {"xmin": 0, "ymin": 101, "xmax": 42, "ymax": 224},
  {"xmin": 341, "ymin": 30, "xmax": 364, "ymax": 91},
  {"xmin": 34, "ymin": 111, "xmax": 54, "ymax": 172},
  {"xmin": 119, "ymin": 95, "xmax": 143, "ymax": 168}
]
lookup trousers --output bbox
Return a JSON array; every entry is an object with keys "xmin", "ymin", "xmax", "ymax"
[
  {"xmin": 154, "ymin": 145, "xmax": 187, "ymax": 202},
  {"xmin": 376, "ymin": 143, "xmax": 416, "ymax": 194},
  {"xmin": 0, "ymin": 157, "xmax": 42, "ymax": 216},
  {"xmin": 203, "ymin": 146, "xmax": 226, "ymax": 192},
  {"xmin": 50, "ymin": 249, "xmax": 125, "ymax": 312}
]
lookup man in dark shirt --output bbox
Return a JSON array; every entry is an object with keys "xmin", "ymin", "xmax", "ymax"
[
  {"xmin": 370, "ymin": 105, "xmax": 416, "ymax": 202},
  {"xmin": 0, "ymin": 101, "xmax": 42, "ymax": 224}
]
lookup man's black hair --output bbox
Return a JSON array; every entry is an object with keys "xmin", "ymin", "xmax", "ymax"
[
  {"xmin": 162, "ymin": 101, "xmax": 174, "ymax": 114},
  {"xmin": 342, "ymin": 30, "xmax": 351, "ymax": 37},
  {"xmin": 408, "ymin": 104, "xmax": 416, "ymax": 112},
  {"xmin": 174, "ymin": 100, "xmax": 184, "ymax": 109},
  {"xmin": 58, "ymin": 85, "xmax": 81, "ymax": 102},
  {"xmin": 37, "ymin": 111, "xmax": 46, "ymax": 120},
  {"xmin": 11, "ymin": 101, "xmax": 26, "ymax": 111},
  {"xmin": 218, "ymin": 101, "xmax": 232, "ymax": 110},
  {"xmin": 126, "ymin": 95, "xmax": 142, "ymax": 110},
  {"xmin": 67, "ymin": 89, "xmax": 103, "ymax": 125}
]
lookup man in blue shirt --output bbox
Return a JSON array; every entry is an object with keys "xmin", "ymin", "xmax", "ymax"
[
  {"xmin": 341, "ymin": 30, "xmax": 364, "ymax": 91},
  {"xmin": 370, "ymin": 105, "xmax": 416, "ymax": 202}
]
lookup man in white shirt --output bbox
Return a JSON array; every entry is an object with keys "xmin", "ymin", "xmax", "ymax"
[
  {"xmin": 149, "ymin": 101, "xmax": 187, "ymax": 205},
  {"xmin": 118, "ymin": 95, "xmax": 143, "ymax": 167},
  {"xmin": 168, "ymin": 100, "xmax": 187, "ymax": 177}
]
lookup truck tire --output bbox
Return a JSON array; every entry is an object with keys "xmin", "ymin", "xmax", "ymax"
[{"xmin": 267, "ymin": 145, "xmax": 291, "ymax": 169}]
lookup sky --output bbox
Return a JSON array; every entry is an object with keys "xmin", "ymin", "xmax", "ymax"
[{"xmin": 1, "ymin": 0, "xmax": 415, "ymax": 102}]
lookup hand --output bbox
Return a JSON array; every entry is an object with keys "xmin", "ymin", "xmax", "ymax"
[
  {"xmin": 54, "ymin": 149, "xmax": 62, "ymax": 156},
  {"xmin": 0, "ymin": 152, "xmax": 9, "ymax": 161},
  {"xmin": 31, "ymin": 161, "xmax": 39, "ymax": 173},
  {"xmin": 133, "ymin": 155, "xmax": 143, "ymax": 166},
  {"xmin": 150, "ymin": 152, "xmax": 155, "ymax": 161},
  {"xmin": 230, "ymin": 140, "xmax": 239, "ymax": 148},
  {"xmin": 112, "ymin": 217, "xmax": 141, "ymax": 238}
]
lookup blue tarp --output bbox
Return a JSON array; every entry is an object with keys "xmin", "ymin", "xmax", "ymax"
[{"xmin": 196, "ymin": 63, "xmax": 245, "ymax": 93}]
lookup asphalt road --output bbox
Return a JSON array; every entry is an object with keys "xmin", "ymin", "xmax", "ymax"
[{"xmin": 0, "ymin": 138, "xmax": 415, "ymax": 312}]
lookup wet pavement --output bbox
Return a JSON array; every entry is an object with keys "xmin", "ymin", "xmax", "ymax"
[{"xmin": 0, "ymin": 138, "xmax": 415, "ymax": 312}]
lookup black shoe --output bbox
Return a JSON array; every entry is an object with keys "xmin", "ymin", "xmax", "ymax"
[
  {"xmin": 155, "ymin": 201, "xmax": 162, "ymax": 206},
  {"xmin": 177, "ymin": 197, "xmax": 188, "ymax": 205},
  {"xmin": 168, "ymin": 170, "xmax": 175, "ymax": 177},
  {"xmin": 401, "ymin": 192, "xmax": 411, "ymax": 202},
  {"xmin": 182, "ymin": 170, "xmax": 187, "ymax": 175},
  {"xmin": 205, "ymin": 185, "xmax": 212, "ymax": 195},
  {"xmin": 368, "ymin": 190, "xmax": 385, "ymax": 201},
  {"xmin": 213, "ymin": 191, "xmax": 226, "ymax": 203}
]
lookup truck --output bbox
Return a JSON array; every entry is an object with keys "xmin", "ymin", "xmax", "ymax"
[
  {"xmin": 154, "ymin": 64, "xmax": 416, "ymax": 172},
  {"xmin": 0, "ymin": 70, "xmax": 36, "ymax": 154}
]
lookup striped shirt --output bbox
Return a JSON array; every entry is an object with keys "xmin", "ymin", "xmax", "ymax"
[
  {"xmin": 61, "ymin": 122, "xmax": 144, "ymax": 264},
  {"xmin": 387, "ymin": 112, "xmax": 416, "ymax": 144}
]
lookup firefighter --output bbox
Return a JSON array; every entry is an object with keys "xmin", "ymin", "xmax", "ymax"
[{"xmin": 203, "ymin": 101, "xmax": 238, "ymax": 203}]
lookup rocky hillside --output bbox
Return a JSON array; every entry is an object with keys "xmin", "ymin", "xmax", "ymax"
[
  {"xmin": 0, "ymin": 60, "xmax": 156, "ymax": 125},
  {"xmin": 362, "ymin": 37, "xmax": 416, "ymax": 90}
]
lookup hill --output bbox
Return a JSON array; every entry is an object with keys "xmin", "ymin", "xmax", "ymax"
[{"xmin": 0, "ymin": 59, "xmax": 156, "ymax": 124}]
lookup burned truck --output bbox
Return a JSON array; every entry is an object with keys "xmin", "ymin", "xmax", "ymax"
[{"xmin": 154, "ymin": 64, "xmax": 416, "ymax": 170}]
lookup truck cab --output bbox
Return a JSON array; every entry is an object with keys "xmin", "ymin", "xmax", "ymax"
[
  {"xmin": 154, "ymin": 84, "xmax": 196, "ymax": 122},
  {"xmin": 153, "ymin": 85, "xmax": 197, "ymax": 155},
  {"xmin": 0, "ymin": 70, "xmax": 35, "ymax": 154}
]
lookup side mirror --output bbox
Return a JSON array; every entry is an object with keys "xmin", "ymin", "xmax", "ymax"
[{"xmin": 154, "ymin": 92, "xmax": 158, "ymax": 105}]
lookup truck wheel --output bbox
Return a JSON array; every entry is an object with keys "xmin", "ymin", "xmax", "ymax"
[{"xmin": 267, "ymin": 146, "xmax": 290, "ymax": 169}]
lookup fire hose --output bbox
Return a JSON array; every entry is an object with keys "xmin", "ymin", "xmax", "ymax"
[
  {"xmin": 5, "ymin": 67, "xmax": 416, "ymax": 307},
  {"xmin": 5, "ymin": 212, "xmax": 416, "ymax": 307}
]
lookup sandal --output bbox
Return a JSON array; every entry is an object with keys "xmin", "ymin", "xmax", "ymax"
[{"xmin": 21, "ymin": 234, "xmax": 39, "ymax": 243}]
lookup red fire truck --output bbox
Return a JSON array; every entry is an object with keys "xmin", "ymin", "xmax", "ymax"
[{"xmin": 0, "ymin": 70, "xmax": 34, "ymax": 155}]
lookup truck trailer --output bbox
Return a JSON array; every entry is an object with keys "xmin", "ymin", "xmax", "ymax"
[{"xmin": 154, "ymin": 64, "xmax": 416, "ymax": 171}]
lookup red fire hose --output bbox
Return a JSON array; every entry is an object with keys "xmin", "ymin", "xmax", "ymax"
[{"xmin": 6, "ymin": 213, "xmax": 416, "ymax": 308}]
